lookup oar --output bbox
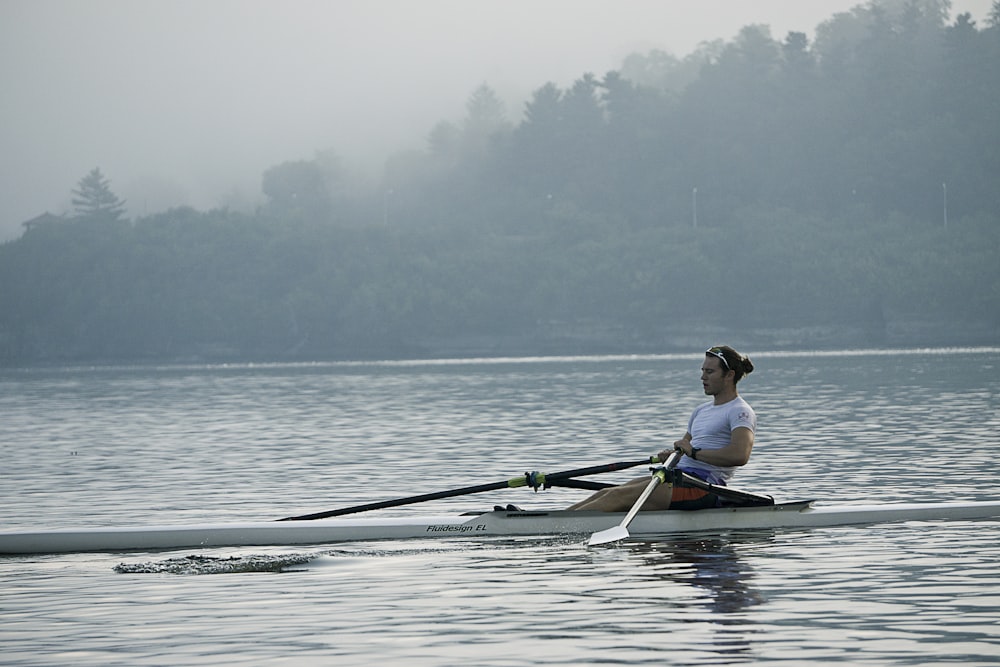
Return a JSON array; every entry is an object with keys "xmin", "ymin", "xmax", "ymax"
[
  {"xmin": 278, "ymin": 458, "xmax": 658, "ymax": 521},
  {"xmin": 588, "ymin": 450, "xmax": 682, "ymax": 546},
  {"xmin": 672, "ymin": 470, "xmax": 773, "ymax": 506}
]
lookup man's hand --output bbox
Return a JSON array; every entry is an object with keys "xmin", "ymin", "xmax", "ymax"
[{"xmin": 658, "ymin": 434, "xmax": 691, "ymax": 461}]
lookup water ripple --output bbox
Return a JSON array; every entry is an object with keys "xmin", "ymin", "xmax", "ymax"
[{"xmin": 2, "ymin": 350, "xmax": 1000, "ymax": 665}]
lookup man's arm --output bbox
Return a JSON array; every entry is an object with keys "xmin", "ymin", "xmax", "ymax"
[{"xmin": 698, "ymin": 427, "xmax": 754, "ymax": 466}]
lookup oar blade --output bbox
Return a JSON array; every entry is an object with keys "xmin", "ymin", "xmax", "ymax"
[{"xmin": 588, "ymin": 524, "xmax": 630, "ymax": 546}]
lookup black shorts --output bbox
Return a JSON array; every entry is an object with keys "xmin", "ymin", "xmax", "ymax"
[
  {"xmin": 670, "ymin": 470, "xmax": 721, "ymax": 510},
  {"xmin": 669, "ymin": 484, "xmax": 719, "ymax": 510}
]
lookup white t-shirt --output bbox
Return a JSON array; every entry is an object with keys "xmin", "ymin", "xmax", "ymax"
[{"xmin": 678, "ymin": 396, "xmax": 756, "ymax": 484}]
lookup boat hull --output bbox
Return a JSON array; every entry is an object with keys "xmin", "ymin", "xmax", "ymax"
[{"xmin": 3, "ymin": 500, "xmax": 1000, "ymax": 555}]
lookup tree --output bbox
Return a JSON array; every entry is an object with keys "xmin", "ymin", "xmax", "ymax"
[
  {"xmin": 72, "ymin": 167, "xmax": 126, "ymax": 221},
  {"xmin": 261, "ymin": 158, "xmax": 332, "ymax": 221},
  {"xmin": 461, "ymin": 83, "xmax": 510, "ymax": 158},
  {"xmin": 427, "ymin": 120, "xmax": 460, "ymax": 160}
]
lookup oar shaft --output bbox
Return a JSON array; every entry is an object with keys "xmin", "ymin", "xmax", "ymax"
[
  {"xmin": 279, "ymin": 479, "xmax": 514, "ymax": 520},
  {"xmin": 588, "ymin": 450, "xmax": 682, "ymax": 546},
  {"xmin": 545, "ymin": 478, "xmax": 614, "ymax": 491},
  {"xmin": 618, "ymin": 469, "xmax": 668, "ymax": 527},
  {"xmin": 674, "ymin": 471, "xmax": 774, "ymax": 506},
  {"xmin": 536, "ymin": 458, "xmax": 658, "ymax": 486},
  {"xmin": 279, "ymin": 458, "xmax": 657, "ymax": 521}
]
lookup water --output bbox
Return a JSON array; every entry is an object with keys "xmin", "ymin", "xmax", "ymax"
[{"xmin": 2, "ymin": 349, "xmax": 999, "ymax": 665}]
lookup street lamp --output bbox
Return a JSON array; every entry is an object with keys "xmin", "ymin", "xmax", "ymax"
[
  {"xmin": 942, "ymin": 182, "xmax": 947, "ymax": 229},
  {"xmin": 692, "ymin": 187, "xmax": 698, "ymax": 229}
]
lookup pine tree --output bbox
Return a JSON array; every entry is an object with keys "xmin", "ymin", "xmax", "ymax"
[{"xmin": 72, "ymin": 167, "xmax": 127, "ymax": 221}]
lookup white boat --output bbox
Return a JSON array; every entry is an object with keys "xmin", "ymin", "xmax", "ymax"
[{"xmin": 3, "ymin": 500, "xmax": 1000, "ymax": 555}]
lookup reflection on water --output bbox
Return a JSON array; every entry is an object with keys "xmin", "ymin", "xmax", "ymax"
[
  {"xmin": 627, "ymin": 532, "xmax": 767, "ymax": 611},
  {"xmin": 623, "ymin": 531, "xmax": 770, "ymax": 662}
]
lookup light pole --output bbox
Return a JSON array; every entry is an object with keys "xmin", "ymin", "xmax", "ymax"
[
  {"xmin": 692, "ymin": 187, "xmax": 698, "ymax": 229},
  {"xmin": 942, "ymin": 182, "xmax": 947, "ymax": 229}
]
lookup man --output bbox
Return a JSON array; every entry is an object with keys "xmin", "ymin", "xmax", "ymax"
[{"xmin": 567, "ymin": 345, "xmax": 756, "ymax": 511}]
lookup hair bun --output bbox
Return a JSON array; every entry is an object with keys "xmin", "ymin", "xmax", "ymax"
[{"xmin": 741, "ymin": 355, "xmax": 754, "ymax": 375}]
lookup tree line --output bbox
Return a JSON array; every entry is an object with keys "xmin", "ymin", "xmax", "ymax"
[{"xmin": 1, "ymin": 0, "xmax": 998, "ymax": 363}]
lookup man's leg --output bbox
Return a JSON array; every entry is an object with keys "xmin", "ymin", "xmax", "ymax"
[{"xmin": 566, "ymin": 476, "xmax": 674, "ymax": 512}]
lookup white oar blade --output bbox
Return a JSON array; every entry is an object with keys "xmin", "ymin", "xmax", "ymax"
[{"xmin": 588, "ymin": 525, "xmax": 630, "ymax": 546}]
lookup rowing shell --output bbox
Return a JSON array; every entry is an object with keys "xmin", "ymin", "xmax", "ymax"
[{"xmin": 3, "ymin": 500, "xmax": 999, "ymax": 555}]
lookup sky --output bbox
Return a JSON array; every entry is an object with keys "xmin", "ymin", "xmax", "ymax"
[{"xmin": 0, "ymin": 0, "xmax": 993, "ymax": 239}]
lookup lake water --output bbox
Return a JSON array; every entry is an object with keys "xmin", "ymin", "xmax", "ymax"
[{"xmin": 2, "ymin": 349, "xmax": 999, "ymax": 665}]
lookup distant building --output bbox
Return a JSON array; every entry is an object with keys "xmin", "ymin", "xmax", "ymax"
[{"xmin": 21, "ymin": 212, "xmax": 64, "ymax": 233}]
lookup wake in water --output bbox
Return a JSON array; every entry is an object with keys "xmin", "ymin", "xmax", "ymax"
[
  {"xmin": 112, "ymin": 537, "xmax": 583, "ymax": 575},
  {"xmin": 114, "ymin": 553, "xmax": 317, "ymax": 575},
  {"xmin": 112, "ymin": 545, "xmax": 468, "ymax": 575}
]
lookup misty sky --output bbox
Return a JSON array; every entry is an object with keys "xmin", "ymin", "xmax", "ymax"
[{"xmin": 1, "ymin": 0, "xmax": 992, "ymax": 239}]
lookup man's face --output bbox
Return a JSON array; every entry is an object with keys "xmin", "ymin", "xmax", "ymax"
[{"xmin": 701, "ymin": 355, "xmax": 732, "ymax": 396}]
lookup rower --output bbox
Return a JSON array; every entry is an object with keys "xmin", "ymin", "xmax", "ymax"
[{"xmin": 568, "ymin": 345, "xmax": 756, "ymax": 512}]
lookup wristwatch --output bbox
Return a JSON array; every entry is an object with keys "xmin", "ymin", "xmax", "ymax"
[{"xmin": 690, "ymin": 447, "xmax": 701, "ymax": 460}]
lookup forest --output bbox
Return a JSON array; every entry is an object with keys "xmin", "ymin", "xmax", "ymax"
[{"xmin": 1, "ymin": 1, "xmax": 998, "ymax": 363}]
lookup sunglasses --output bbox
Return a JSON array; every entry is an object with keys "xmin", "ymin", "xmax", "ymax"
[{"xmin": 706, "ymin": 347, "xmax": 731, "ymax": 370}]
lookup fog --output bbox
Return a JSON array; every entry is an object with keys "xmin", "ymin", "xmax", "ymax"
[{"xmin": 1, "ymin": 0, "xmax": 992, "ymax": 240}]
